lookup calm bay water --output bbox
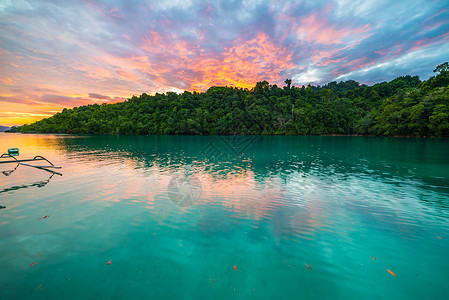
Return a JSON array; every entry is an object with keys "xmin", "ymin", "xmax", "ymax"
[{"xmin": 1, "ymin": 133, "xmax": 448, "ymax": 299}]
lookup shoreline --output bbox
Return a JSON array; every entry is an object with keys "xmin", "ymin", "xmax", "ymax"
[{"xmin": 2, "ymin": 132, "xmax": 445, "ymax": 138}]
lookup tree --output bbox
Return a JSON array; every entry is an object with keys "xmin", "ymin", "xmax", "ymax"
[
  {"xmin": 434, "ymin": 62, "xmax": 449, "ymax": 74},
  {"xmin": 10, "ymin": 64, "xmax": 449, "ymax": 137}
]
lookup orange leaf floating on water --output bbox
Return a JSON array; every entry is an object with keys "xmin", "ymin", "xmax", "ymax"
[
  {"xmin": 38, "ymin": 215, "xmax": 51, "ymax": 220},
  {"xmin": 30, "ymin": 262, "xmax": 38, "ymax": 267},
  {"xmin": 106, "ymin": 260, "xmax": 112, "ymax": 265},
  {"xmin": 233, "ymin": 265, "xmax": 237, "ymax": 271},
  {"xmin": 283, "ymin": 260, "xmax": 295, "ymax": 266},
  {"xmin": 387, "ymin": 269, "xmax": 396, "ymax": 276}
]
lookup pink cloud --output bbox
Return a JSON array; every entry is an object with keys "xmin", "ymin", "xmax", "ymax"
[
  {"xmin": 294, "ymin": 12, "xmax": 371, "ymax": 46},
  {"xmin": 138, "ymin": 31, "xmax": 296, "ymax": 90}
]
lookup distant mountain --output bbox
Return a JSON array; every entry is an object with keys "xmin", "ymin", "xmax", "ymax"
[{"xmin": 0, "ymin": 126, "xmax": 11, "ymax": 132}]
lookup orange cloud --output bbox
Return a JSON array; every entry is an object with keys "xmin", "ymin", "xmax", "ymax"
[
  {"xmin": 0, "ymin": 101, "xmax": 58, "ymax": 126},
  {"xmin": 139, "ymin": 31, "xmax": 295, "ymax": 91},
  {"xmin": 0, "ymin": 91, "xmax": 129, "ymax": 126},
  {"xmin": 194, "ymin": 32, "xmax": 296, "ymax": 90}
]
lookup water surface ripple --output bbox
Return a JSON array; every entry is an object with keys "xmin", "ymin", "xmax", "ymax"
[{"xmin": 1, "ymin": 134, "xmax": 448, "ymax": 299}]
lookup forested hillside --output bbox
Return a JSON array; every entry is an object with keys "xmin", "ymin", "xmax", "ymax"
[{"xmin": 9, "ymin": 63, "xmax": 449, "ymax": 137}]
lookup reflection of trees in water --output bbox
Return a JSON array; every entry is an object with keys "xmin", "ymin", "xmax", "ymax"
[
  {"xmin": 12, "ymin": 134, "xmax": 445, "ymax": 239},
  {"xmin": 56, "ymin": 135, "xmax": 449, "ymax": 190}
]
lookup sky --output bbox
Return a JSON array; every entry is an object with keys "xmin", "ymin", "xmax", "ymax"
[{"xmin": 0, "ymin": 0, "xmax": 448, "ymax": 126}]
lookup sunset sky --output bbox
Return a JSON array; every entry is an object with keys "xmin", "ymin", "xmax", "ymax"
[{"xmin": 1, "ymin": 0, "xmax": 448, "ymax": 127}]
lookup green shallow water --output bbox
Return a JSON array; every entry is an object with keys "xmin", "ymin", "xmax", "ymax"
[{"xmin": 0, "ymin": 134, "xmax": 448, "ymax": 299}]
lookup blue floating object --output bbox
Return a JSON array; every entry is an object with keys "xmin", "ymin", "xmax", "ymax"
[{"xmin": 8, "ymin": 148, "xmax": 19, "ymax": 156}]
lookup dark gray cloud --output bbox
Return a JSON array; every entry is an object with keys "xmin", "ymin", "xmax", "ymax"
[
  {"xmin": 0, "ymin": 96, "xmax": 39, "ymax": 106},
  {"xmin": 39, "ymin": 94, "xmax": 92, "ymax": 106},
  {"xmin": 88, "ymin": 93, "xmax": 111, "ymax": 100}
]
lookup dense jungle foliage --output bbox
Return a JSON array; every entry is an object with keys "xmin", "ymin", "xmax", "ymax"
[{"xmin": 9, "ymin": 63, "xmax": 449, "ymax": 136}]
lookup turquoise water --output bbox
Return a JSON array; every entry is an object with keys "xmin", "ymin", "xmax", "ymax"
[{"xmin": 1, "ymin": 134, "xmax": 449, "ymax": 299}]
